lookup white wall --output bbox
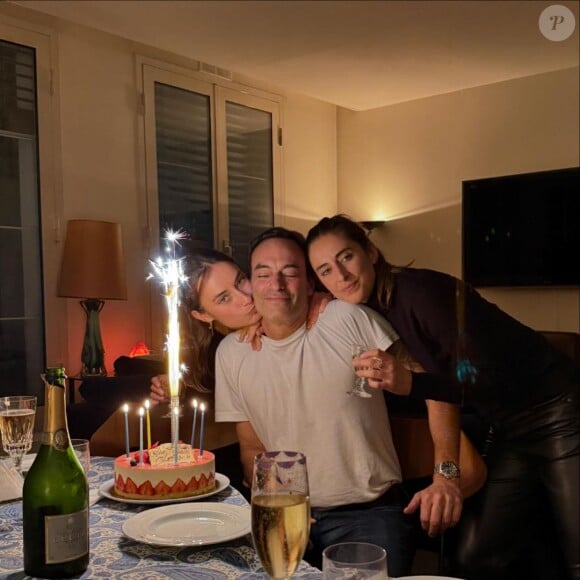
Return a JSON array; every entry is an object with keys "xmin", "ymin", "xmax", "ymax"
[
  {"xmin": 338, "ymin": 68, "xmax": 580, "ymax": 331},
  {"xmin": 0, "ymin": 3, "xmax": 338, "ymax": 371},
  {"xmin": 282, "ymin": 93, "xmax": 337, "ymax": 234}
]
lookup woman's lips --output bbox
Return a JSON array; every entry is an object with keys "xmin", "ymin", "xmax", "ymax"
[{"xmin": 340, "ymin": 281, "xmax": 359, "ymax": 295}]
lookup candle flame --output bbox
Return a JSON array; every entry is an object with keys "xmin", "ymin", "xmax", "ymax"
[
  {"xmin": 138, "ymin": 407, "xmax": 144, "ymax": 417},
  {"xmin": 122, "ymin": 403, "xmax": 129, "ymax": 413},
  {"xmin": 173, "ymin": 406, "xmax": 179, "ymax": 417},
  {"xmin": 192, "ymin": 399, "xmax": 198, "ymax": 409},
  {"xmin": 200, "ymin": 403, "xmax": 206, "ymax": 412},
  {"xmin": 144, "ymin": 399, "xmax": 150, "ymax": 410}
]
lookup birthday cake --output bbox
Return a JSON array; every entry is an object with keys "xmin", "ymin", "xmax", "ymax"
[{"xmin": 114, "ymin": 442, "xmax": 215, "ymax": 500}]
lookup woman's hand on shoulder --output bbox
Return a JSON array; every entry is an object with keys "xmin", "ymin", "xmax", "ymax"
[
  {"xmin": 149, "ymin": 374, "xmax": 169, "ymax": 406},
  {"xmin": 237, "ymin": 322, "xmax": 263, "ymax": 351},
  {"xmin": 306, "ymin": 292, "xmax": 333, "ymax": 329}
]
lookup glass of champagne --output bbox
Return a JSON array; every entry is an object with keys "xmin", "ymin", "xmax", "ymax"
[
  {"xmin": 0, "ymin": 396, "xmax": 37, "ymax": 474},
  {"xmin": 251, "ymin": 450, "xmax": 311, "ymax": 579},
  {"xmin": 349, "ymin": 344, "xmax": 373, "ymax": 398}
]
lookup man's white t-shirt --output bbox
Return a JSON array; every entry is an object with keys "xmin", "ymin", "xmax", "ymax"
[{"xmin": 215, "ymin": 300, "xmax": 402, "ymax": 508}]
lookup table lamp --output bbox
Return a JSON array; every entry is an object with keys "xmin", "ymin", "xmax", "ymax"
[{"xmin": 58, "ymin": 219, "xmax": 128, "ymax": 376}]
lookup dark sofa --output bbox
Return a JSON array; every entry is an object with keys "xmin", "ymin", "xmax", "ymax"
[{"xmin": 66, "ymin": 356, "xmax": 165, "ymax": 440}]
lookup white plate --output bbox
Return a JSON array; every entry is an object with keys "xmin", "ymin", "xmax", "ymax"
[
  {"xmin": 98, "ymin": 472, "xmax": 230, "ymax": 505},
  {"xmin": 122, "ymin": 502, "xmax": 251, "ymax": 546}
]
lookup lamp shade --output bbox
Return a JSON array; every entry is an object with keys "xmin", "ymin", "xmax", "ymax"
[{"xmin": 58, "ymin": 219, "xmax": 128, "ymax": 300}]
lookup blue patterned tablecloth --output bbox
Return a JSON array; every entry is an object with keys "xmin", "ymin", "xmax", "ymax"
[{"xmin": 0, "ymin": 456, "xmax": 321, "ymax": 579}]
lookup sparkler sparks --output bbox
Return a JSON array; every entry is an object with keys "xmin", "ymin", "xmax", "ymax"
[
  {"xmin": 148, "ymin": 230, "xmax": 189, "ymax": 399},
  {"xmin": 148, "ymin": 229, "xmax": 189, "ymax": 458}
]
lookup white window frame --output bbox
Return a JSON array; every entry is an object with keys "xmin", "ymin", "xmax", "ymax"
[
  {"xmin": 136, "ymin": 56, "xmax": 284, "ymax": 349},
  {"xmin": 0, "ymin": 15, "xmax": 66, "ymax": 372},
  {"xmin": 214, "ymin": 84, "xmax": 283, "ymax": 253}
]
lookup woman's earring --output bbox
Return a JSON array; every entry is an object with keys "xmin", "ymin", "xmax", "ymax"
[{"xmin": 208, "ymin": 320, "xmax": 214, "ymax": 335}]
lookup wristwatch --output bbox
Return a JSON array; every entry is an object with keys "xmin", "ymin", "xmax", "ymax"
[{"xmin": 434, "ymin": 461, "xmax": 461, "ymax": 479}]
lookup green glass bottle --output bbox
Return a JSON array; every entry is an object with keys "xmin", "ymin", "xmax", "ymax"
[{"xmin": 23, "ymin": 366, "xmax": 89, "ymax": 578}]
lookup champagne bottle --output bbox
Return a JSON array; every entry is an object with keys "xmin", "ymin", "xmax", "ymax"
[{"xmin": 23, "ymin": 366, "xmax": 89, "ymax": 578}]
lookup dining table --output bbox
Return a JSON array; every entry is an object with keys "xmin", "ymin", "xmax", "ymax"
[{"xmin": 0, "ymin": 456, "xmax": 322, "ymax": 579}]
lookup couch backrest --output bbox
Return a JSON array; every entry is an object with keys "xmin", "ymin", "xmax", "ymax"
[{"xmin": 540, "ymin": 331, "xmax": 580, "ymax": 366}]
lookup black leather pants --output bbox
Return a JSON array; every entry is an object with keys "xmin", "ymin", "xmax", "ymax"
[{"xmin": 453, "ymin": 386, "xmax": 580, "ymax": 580}]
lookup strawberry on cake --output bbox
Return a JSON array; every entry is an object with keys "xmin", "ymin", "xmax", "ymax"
[{"xmin": 114, "ymin": 442, "xmax": 215, "ymax": 500}]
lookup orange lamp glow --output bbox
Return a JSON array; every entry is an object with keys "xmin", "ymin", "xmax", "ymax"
[{"xmin": 129, "ymin": 341, "xmax": 150, "ymax": 358}]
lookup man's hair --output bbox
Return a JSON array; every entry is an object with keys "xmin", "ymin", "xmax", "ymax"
[{"xmin": 249, "ymin": 227, "xmax": 308, "ymax": 262}]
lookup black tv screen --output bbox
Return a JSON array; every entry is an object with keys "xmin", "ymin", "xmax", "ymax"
[{"xmin": 462, "ymin": 167, "xmax": 580, "ymax": 287}]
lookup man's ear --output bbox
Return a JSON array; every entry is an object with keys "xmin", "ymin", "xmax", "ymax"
[{"xmin": 191, "ymin": 310, "xmax": 213, "ymax": 324}]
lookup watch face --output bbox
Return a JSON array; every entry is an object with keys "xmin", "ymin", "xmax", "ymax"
[{"xmin": 436, "ymin": 461, "xmax": 460, "ymax": 478}]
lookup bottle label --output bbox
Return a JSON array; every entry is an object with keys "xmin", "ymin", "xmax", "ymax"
[
  {"xmin": 44, "ymin": 508, "xmax": 89, "ymax": 563},
  {"xmin": 41, "ymin": 428, "xmax": 70, "ymax": 450},
  {"xmin": 53, "ymin": 428, "xmax": 69, "ymax": 451}
]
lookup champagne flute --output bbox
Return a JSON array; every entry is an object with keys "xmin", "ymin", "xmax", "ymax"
[
  {"xmin": 0, "ymin": 396, "xmax": 37, "ymax": 474},
  {"xmin": 349, "ymin": 344, "xmax": 373, "ymax": 398},
  {"xmin": 251, "ymin": 451, "xmax": 311, "ymax": 579}
]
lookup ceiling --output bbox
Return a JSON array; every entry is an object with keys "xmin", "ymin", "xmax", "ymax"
[{"xmin": 13, "ymin": 0, "xmax": 580, "ymax": 111}]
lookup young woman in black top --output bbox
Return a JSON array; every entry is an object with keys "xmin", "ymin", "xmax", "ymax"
[{"xmin": 306, "ymin": 214, "xmax": 579, "ymax": 580}]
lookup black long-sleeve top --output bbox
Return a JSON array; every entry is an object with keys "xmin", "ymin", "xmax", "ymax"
[{"xmin": 369, "ymin": 268, "xmax": 578, "ymax": 420}]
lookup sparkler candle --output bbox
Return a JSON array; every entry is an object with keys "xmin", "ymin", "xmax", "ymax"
[
  {"xmin": 138, "ymin": 407, "xmax": 144, "ymax": 465},
  {"xmin": 148, "ymin": 230, "xmax": 188, "ymax": 449},
  {"xmin": 190, "ymin": 399, "xmax": 198, "ymax": 449},
  {"xmin": 122, "ymin": 404, "xmax": 130, "ymax": 458},
  {"xmin": 199, "ymin": 403, "xmax": 206, "ymax": 458},
  {"xmin": 144, "ymin": 399, "xmax": 151, "ymax": 449},
  {"xmin": 173, "ymin": 406, "xmax": 180, "ymax": 464}
]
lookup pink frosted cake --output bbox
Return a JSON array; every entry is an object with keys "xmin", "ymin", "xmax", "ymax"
[{"xmin": 114, "ymin": 443, "xmax": 215, "ymax": 500}]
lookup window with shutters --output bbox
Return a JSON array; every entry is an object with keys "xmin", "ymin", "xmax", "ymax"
[
  {"xmin": 140, "ymin": 60, "xmax": 282, "ymax": 274},
  {"xmin": 0, "ymin": 39, "xmax": 44, "ymax": 398},
  {"xmin": 0, "ymin": 23, "xmax": 62, "ymax": 399}
]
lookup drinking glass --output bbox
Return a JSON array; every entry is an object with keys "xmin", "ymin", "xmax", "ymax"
[
  {"xmin": 349, "ymin": 344, "xmax": 373, "ymax": 398},
  {"xmin": 0, "ymin": 396, "xmax": 37, "ymax": 474},
  {"xmin": 322, "ymin": 542, "xmax": 388, "ymax": 579},
  {"xmin": 70, "ymin": 438, "xmax": 91, "ymax": 474},
  {"xmin": 251, "ymin": 451, "xmax": 311, "ymax": 579}
]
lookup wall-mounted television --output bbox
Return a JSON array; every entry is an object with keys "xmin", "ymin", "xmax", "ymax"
[{"xmin": 462, "ymin": 167, "xmax": 580, "ymax": 288}]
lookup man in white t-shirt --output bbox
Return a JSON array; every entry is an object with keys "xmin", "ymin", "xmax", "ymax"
[{"xmin": 215, "ymin": 228, "xmax": 415, "ymax": 576}]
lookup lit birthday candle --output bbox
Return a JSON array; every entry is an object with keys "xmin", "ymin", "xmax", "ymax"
[
  {"xmin": 144, "ymin": 399, "xmax": 151, "ymax": 449},
  {"xmin": 190, "ymin": 399, "xmax": 198, "ymax": 449},
  {"xmin": 122, "ymin": 404, "xmax": 130, "ymax": 458},
  {"xmin": 199, "ymin": 403, "xmax": 206, "ymax": 458},
  {"xmin": 138, "ymin": 407, "xmax": 144, "ymax": 465}
]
